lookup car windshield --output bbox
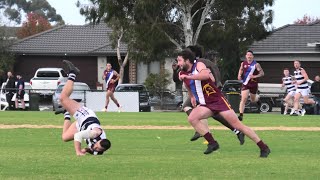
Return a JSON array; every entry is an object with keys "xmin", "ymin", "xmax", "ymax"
[
  {"xmin": 222, "ymin": 83, "xmax": 241, "ymax": 92},
  {"xmin": 60, "ymin": 70, "xmax": 68, "ymax": 77},
  {"xmin": 116, "ymin": 86, "xmax": 146, "ymax": 92},
  {"xmin": 56, "ymin": 84, "xmax": 90, "ymax": 93},
  {"xmin": 37, "ymin": 71, "xmax": 60, "ymax": 77}
]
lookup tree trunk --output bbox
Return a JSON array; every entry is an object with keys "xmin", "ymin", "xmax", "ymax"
[
  {"xmin": 116, "ymin": 27, "xmax": 129, "ymax": 84},
  {"xmin": 181, "ymin": 5, "xmax": 193, "ymax": 47},
  {"xmin": 118, "ymin": 52, "xmax": 129, "ymax": 84}
]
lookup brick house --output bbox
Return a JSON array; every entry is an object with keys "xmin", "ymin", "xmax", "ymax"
[
  {"xmin": 9, "ymin": 23, "xmax": 164, "ymax": 89},
  {"xmin": 248, "ymin": 21, "xmax": 320, "ymax": 83}
]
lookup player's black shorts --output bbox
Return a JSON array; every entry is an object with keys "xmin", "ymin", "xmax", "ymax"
[{"xmin": 16, "ymin": 91, "xmax": 25, "ymax": 100}]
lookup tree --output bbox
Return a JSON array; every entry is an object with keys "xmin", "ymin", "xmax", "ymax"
[
  {"xmin": 144, "ymin": 70, "xmax": 171, "ymax": 109},
  {"xmin": 0, "ymin": 0, "xmax": 64, "ymax": 25},
  {"xmin": 294, "ymin": 14, "xmax": 320, "ymax": 25},
  {"xmin": 77, "ymin": 0, "xmax": 274, "ymax": 84},
  {"xmin": 198, "ymin": 0, "xmax": 274, "ymax": 80},
  {"xmin": 16, "ymin": 12, "xmax": 52, "ymax": 39},
  {"xmin": 77, "ymin": 0, "xmax": 136, "ymax": 84},
  {"xmin": 0, "ymin": 26, "xmax": 15, "ymax": 74}
]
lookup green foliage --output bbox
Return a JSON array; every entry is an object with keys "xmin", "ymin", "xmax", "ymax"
[
  {"xmin": 144, "ymin": 70, "xmax": 171, "ymax": 97},
  {"xmin": 198, "ymin": 0, "xmax": 274, "ymax": 81},
  {"xmin": 0, "ymin": 26, "xmax": 15, "ymax": 72},
  {"xmin": 0, "ymin": 0, "xmax": 64, "ymax": 25},
  {"xmin": 77, "ymin": 0, "xmax": 274, "ymax": 82}
]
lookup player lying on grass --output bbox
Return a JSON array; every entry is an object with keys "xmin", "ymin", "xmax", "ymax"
[{"xmin": 56, "ymin": 60, "xmax": 111, "ymax": 156}]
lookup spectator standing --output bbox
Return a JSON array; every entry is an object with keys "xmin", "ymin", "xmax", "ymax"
[
  {"xmin": 5, "ymin": 71, "xmax": 15, "ymax": 110},
  {"xmin": 15, "ymin": 74, "xmax": 25, "ymax": 110},
  {"xmin": 311, "ymin": 75, "xmax": 320, "ymax": 114}
]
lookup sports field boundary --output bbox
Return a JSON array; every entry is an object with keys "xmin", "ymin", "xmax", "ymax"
[{"xmin": 0, "ymin": 124, "xmax": 320, "ymax": 131}]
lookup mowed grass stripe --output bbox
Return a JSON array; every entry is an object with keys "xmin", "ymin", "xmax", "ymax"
[
  {"xmin": 0, "ymin": 111, "xmax": 320, "ymax": 127},
  {"xmin": 1, "ymin": 124, "xmax": 320, "ymax": 131}
]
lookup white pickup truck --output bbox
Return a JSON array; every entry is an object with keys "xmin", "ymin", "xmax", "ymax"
[{"xmin": 30, "ymin": 68, "xmax": 68, "ymax": 95}]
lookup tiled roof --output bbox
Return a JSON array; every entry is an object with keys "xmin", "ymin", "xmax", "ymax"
[
  {"xmin": 249, "ymin": 21, "xmax": 320, "ymax": 54},
  {"xmin": 0, "ymin": 26, "xmax": 19, "ymax": 39},
  {"xmin": 9, "ymin": 23, "xmax": 127, "ymax": 56}
]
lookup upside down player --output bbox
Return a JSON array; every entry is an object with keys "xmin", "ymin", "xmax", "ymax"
[
  {"xmin": 57, "ymin": 60, "xmax": 111, "ymax": 156},
  {"xmin": 177, "ymin": 49, "xmax": 270, "ymax": 157}
]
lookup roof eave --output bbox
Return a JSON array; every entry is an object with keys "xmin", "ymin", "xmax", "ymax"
[{"xmin": 253, "ymin": 51, "xmax": 320, "ymax": 55}]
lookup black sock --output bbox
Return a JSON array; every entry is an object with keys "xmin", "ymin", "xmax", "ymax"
[{"xmin": 233, "ymin": 129, "xmax": 240, "ymax": 135}]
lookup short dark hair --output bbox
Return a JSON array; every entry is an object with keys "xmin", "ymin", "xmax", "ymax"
[
  {"xmin": 283, "ymin": 68, "xmax": 289, "ymax": 71},
  {"xmin": 100, "ymin": 139, "xmax": 111, "ymax": 151},
  {"xmin": 247, "ymin": 50, "xmax": 254, "ymax": 55},
  {"xmin": 178, "ymin": 49, "xmax": 196, "ymax": 64},
  {"xmin": 187, "ymin": 45, "xmax": 203, "ymax": 58}
]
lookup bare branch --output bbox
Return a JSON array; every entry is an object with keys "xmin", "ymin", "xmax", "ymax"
[
  {"xmin": 193, "ymin": 0, "xmax": 215, "ymax": 44},
  {"xmin": 163, "ymin": 31, "xmax": 182, "ymax": 50},
  {"xmin": 117, "ymin": 27, "xmax": 124, "ymax": 65},
  {"xmin": 191, "ymin": 6, "xmax": 205, "ymax": 20},
  {"xmin": 191, "ymin": 0, "xmax": 201, "ymax": 8}
]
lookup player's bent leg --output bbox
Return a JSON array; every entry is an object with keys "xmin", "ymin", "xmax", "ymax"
[
  {"xmin": 62, "ymin": 121, "xmax": 77, "ymax": 142},
  {"xmin": 188, "ymin": 106, "xmax": 219, "ymax": 154},
  {"xmin": 239, "ymin": 89, "xmax": 249, "ymax": 120},
  {"xmin": 219, "ymin": 110, "xmax": 260, "ymax": 142},
  {"xmin": 182, "ymin": 98, "xmax": 202, "ymax": 141},
  {"xmin": 60, "ymin": 97, "xmax": 81, "ymax": 116},
  {"xmin": 110, "ymin": 92, "xmax": 120, "ymax": 107},
  {"xmin": 188, "ymin": 106, "xmax": 212, "ymax": 135},
  {"xmin": 213, "ymin": 114, "xmax": 245, "ymax": 145},
  {"xmin": 218, "ymin": 109, "xmax": 270, "ymax": 157},
  {"xmin": 103, "ymin": 90, "xmax": 112, "ymax": 110}
]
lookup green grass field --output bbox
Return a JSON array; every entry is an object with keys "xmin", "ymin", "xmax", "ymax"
[{"xmin": 0, "ymin": 111, "xmax": 320, "ymax": 180}]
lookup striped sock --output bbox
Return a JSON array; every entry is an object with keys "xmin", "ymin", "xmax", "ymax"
[
  {"xmin": 68, "ymin": 73, "xmax": 76, "ymax": 81},
  {"xmin": 233, "ymin": 129, "xmax": 240, "ymax": 135},
  {"xmin": 64, "ymin": 112, "xmax": 71, "ymax": 120}
]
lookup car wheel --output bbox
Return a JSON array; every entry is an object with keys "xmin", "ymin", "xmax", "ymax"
[
  {"xmin": 260, "ymin": 100, "xmax": 272, "ymax": 112},
  {"xmin": 176, "ymin": 102, "xmax": 183, "ymax": 111}
]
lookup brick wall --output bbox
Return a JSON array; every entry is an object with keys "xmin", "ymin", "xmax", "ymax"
[{"xmin": 129, "ymin": 60, "xmax": 137, "ymax": 83}]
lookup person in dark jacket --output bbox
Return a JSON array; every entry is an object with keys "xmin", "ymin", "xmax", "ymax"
[
  {"xmin": 5, "ymin": 71, "xmax": 16, "ymax": 110},
  {"xmin": 311, "ymin": 75, "xmax": 320, "ymax": 114},
  {"xmin": 15, "ymin": 74, "xmax": 25, "ymax": 110},
  {"xmin": 0, "ymin": 69, "xmax": 5, "ymax": 88}
]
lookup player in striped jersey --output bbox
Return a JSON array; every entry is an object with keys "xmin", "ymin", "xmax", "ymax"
[
  {"xmin": 177, "ymin": 49, "xmax": 270, "ymax": 157},
  {"xmin": 59, "ymin": 60, "xmax": 111, "ymax": 156},
  {"xmin": 291, "ymin": 60, "xmax": 317, "ymax": 116},
  {"xmin": 281, "ymin": 68, "xmax": 297, "ymax": 115}
]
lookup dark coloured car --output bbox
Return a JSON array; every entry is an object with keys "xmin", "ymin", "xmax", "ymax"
[
  {"xmin": 150, "ymin": 91, "xmax": 183, "ymax": 110},
  {"xmin": 115, "ymin": 84, "xmax": 151, "ymax": 112},
  {"xmin": 221, "ymin": 80, "xmax": 281, "ymax": 113}
]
